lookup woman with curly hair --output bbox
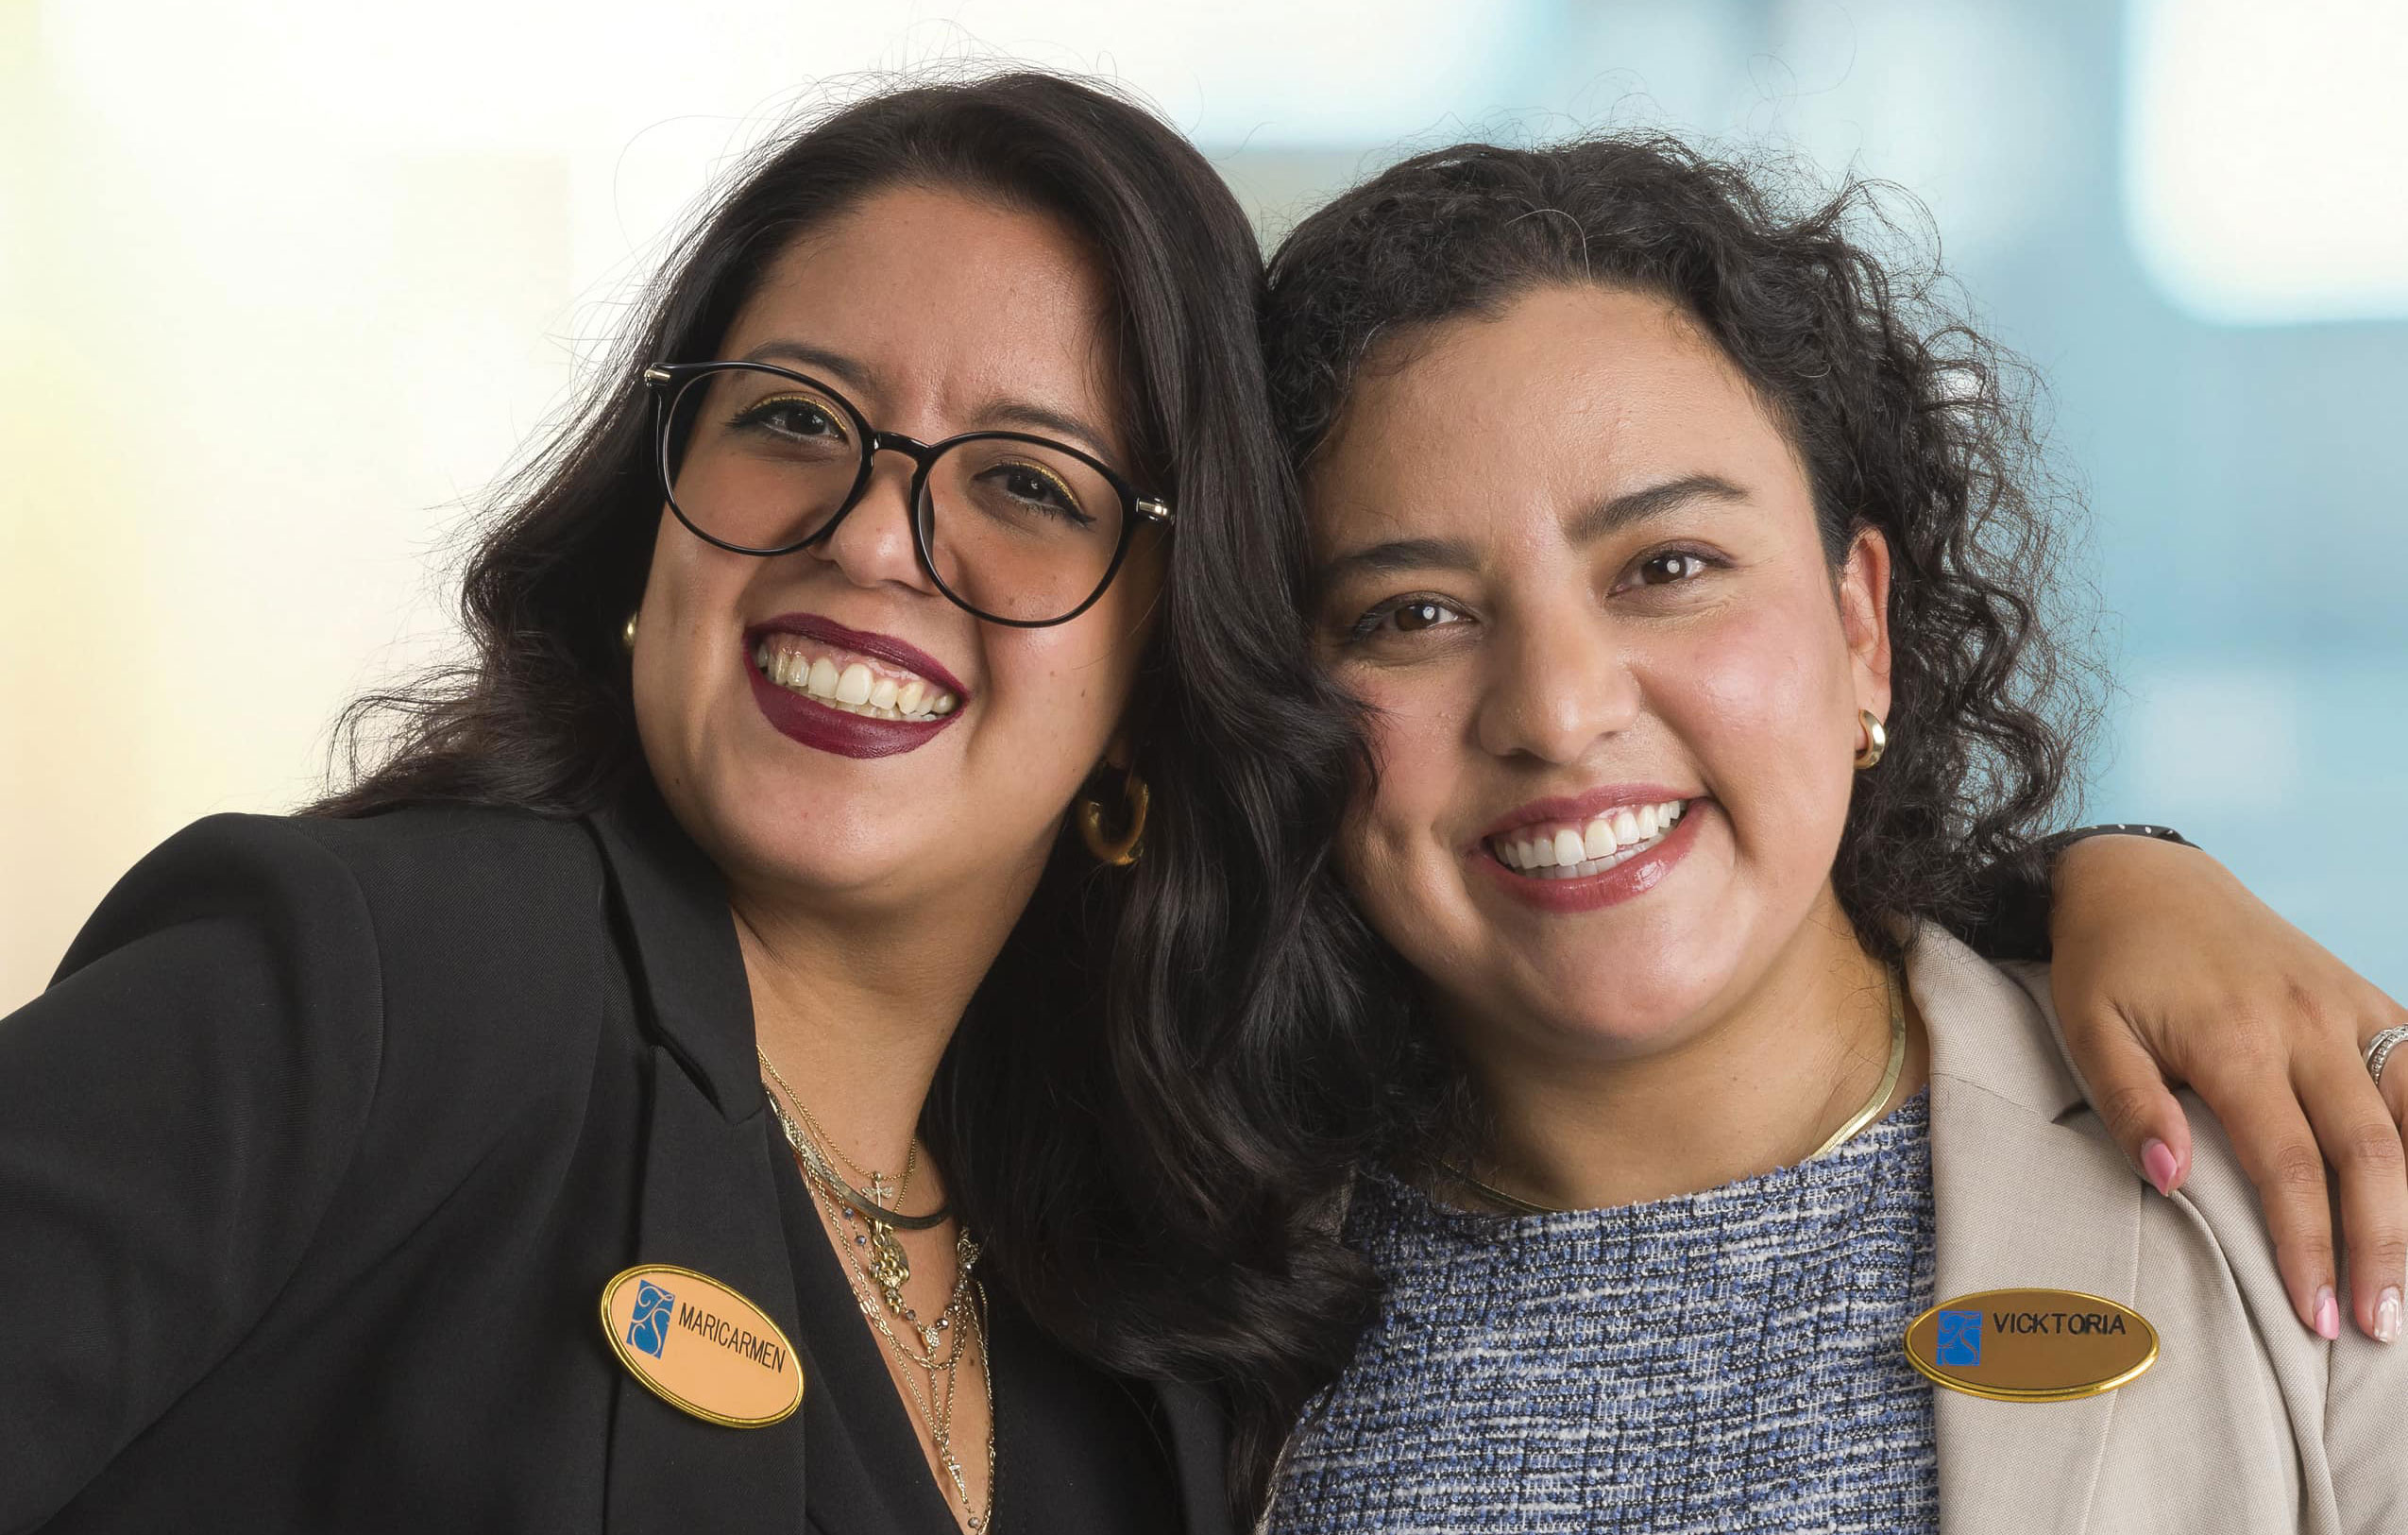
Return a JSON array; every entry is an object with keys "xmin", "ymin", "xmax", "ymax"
[{"xmin": 1255, "ymin": 138, "xmax": 2407, "ymax": 1530}]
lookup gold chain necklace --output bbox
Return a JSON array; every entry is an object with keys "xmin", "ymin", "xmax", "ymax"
[
  {"xmin": 785, "ymin": 1096, "xmax": 995, "ymax": 1531},
  {"xmin": 758, "ymin": 1047, "xmax": 917, "ymax": 1204},
  {"xmin": 1448, "ymin": 960, "xmax": 1908, "ymax": 1216},
  {"xmin": 760, "ymin": 1070, "xmax": 924, "ymax": 1316}
]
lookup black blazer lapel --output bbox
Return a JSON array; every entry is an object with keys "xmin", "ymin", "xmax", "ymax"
[
  {"xmin": 585, "ymin": 794, "xmax": 761, "ymax": 1120},
  {"xmin": 585, "ymin": 801, "xmax": 809, "ymax": 1530},
  {"xmin": 1154, "ymin": 1379, "xmax": 1236, "ymax": 1535},
  {"xmin": 603, "ymin": 1050, "xmax": 809, "ymax": 1531}
]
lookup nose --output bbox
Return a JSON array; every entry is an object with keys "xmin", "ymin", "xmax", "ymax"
[
  {"xmin": 808, "ymin": 443, "xmax": 938, "ymax": 597},
  {"xmin": 1472, "ymin": 598, "xmax": 1641, "ymax": 764}
]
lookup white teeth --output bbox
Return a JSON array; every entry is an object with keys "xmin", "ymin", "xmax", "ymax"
[
  {"xmin": 1583, "ymin": 819, "xmax": 1617, "ymax": 861},
  {"xmin": 755, "ymin": 640, "xmax": 958, "ymax": 722},
  {"xmin": 1489, "ymin": 798, "xmax": 1690, "ymax": 879}
]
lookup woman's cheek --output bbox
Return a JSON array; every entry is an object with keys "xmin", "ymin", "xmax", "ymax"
[
  {"xmin": 1657, "ymin": 593, "xmax": 1859, "ymax": 858},
  {"xmin": 1336, "ymin": 669, "xmax": 1465, "ymax": 905}
]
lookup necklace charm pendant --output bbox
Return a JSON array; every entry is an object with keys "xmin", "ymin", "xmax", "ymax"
[{"xmin": 868, "ymin": 1221, "xmax": 910, "ymax": 1286}]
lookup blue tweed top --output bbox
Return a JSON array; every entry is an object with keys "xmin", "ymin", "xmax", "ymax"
[{"xmin": 1269, "ymin": 1089, "xmax": 1940, "ymax": 1534}]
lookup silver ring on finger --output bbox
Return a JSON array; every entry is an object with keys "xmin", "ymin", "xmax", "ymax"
[{"xmin": 2364, "ymin": 1026, "xmax": 2408, "ymax": 1088}]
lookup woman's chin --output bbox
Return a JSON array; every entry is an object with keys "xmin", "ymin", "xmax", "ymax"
[
  {"xmin": 680, "ymin": 786, "xmax": 921, "ymax": 898},
  {"xmin": 1484, "ymin": 942, "xmax": 1746, "ymax": 1064},
  {"xmin": 1533, "ymin": 991, "xmax": 1727, "ymax": 1061}
]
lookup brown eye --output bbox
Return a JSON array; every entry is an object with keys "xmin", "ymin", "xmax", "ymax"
[
  {"xmin": 737, "ymin": 394, "xmax": 849, "ymax": 444},
  {"xmin": 1638, "ymin": 551, "xmax": 1712, "ymax": 585},
  {"xmin": 975, "ymin": 459, "xmax": 1091, "ymax": 524},
  {"xmin": 1341, "ymin": 593, "xmax": 1470, "ymax": 644}
]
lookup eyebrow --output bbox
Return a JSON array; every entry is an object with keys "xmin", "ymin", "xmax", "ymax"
[
  {"xmin": 739, "ymin": 340, "xmax": 875, "ymax": 393},
  {"xmin": 972, "ymin": 398, "xmax": 1118, "ymax": 463},
  {"xmin": 1315, "ymin": 472, "xmax": 1753, "ymax": 588},
  {"xmin": 737, "ymin": 339, "xmax": 1119, "ymax": 463}
]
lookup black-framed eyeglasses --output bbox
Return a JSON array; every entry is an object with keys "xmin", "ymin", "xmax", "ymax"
[{"xmin": 643, "ymin": 360, "xmax": 1173, "ymax": 628}]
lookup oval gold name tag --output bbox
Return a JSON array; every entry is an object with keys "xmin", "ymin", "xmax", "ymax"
[
  {"xmin": 1904, "ymin": 1288, "xmax": 2157, "ymax": 1403},
  {"xmin": 599, "ymin": 1264, "xmax": 804, "ymax": 1427}
]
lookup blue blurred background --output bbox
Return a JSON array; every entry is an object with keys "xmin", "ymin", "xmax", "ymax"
[
  {"xmin": 6, "ymin": 0, "xmax": 2400, "ymax": 1001},
  {"xmin": 1213, "ymin": 0, "xmax": 2408, "ymax": 993}
]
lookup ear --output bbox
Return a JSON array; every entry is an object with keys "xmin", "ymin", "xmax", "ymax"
[
  {"xmin": 1837, "ymin": 526, "xmax": 1893, "ymax": 725},
  {"xmin": 1098, "ymin": 731, "xmax": 1134, "ymax": 774}
]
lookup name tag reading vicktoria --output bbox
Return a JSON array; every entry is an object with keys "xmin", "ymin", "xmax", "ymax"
[
  {"xmin": 599, "ymin": 1264, "xmax": 804, "ymax": 1427},
  {"xmin": 1904, "ymin": 1288, "xmax": 2158, "ymax": 1403}
]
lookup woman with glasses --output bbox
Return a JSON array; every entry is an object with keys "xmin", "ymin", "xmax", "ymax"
[
  {"xmin": 0, "ymin": 71, "xmax": 2400, "ymax": 1535},
  {"xmin": 0, "ymin": 74, "xmax": 1275, "ymax": 1535}
]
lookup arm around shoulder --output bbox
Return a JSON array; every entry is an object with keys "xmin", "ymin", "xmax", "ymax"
[{"xmin": 0, "ymin": 812, "xmax": 385, "ymax": 1526}]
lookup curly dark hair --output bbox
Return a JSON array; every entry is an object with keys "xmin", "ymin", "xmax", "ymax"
[
  {"xmin": 1266, "ymin": 132, "xmax": 2102, "ymax": 959},
  {"xmin": 1228, "ymin": 133, "xmax": 2107, "ymax": 1495}
]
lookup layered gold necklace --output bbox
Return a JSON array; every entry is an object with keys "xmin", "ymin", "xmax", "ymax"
[{"xmin": 758, "ymin": 1051, "xmax": 993, "ymax": 1531}]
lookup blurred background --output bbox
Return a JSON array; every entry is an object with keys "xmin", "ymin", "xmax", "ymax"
[{"xmin": 4, "ymin": 0, "xmax": 2401, "ymax": 1009}]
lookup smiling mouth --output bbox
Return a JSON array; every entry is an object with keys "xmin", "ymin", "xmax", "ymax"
[
  {"xmin": 1487, "ymin": 798, "xmax": 1690, "ymax": 879},
  {"xmin": 751, "ymin": 634, "xmax": 960, "ymax": 723}
]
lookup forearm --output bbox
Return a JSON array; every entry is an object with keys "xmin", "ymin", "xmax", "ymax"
[{"xmin": 1959, "ymin": 824, "xmax": 2198, "ymax": 963}]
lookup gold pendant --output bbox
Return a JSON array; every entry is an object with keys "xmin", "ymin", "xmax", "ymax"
[
  {"xmin": 867, "ymin": 1219, "xmax": 912, "ymax": 1305},
  {"xmin": 1904, "ymin": 1288, "xmax": 2158, "ymax": 1403},
  {"xmin": 599, "ymin": 1264, "xmax": 805, "ymax": 1427}
]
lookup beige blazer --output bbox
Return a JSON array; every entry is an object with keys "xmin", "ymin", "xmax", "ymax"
[{"xmin": 1912, "ymin": 923, "xmax": 2406, "ymax": 1533}]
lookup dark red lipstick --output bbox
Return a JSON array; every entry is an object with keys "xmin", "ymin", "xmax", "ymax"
[{"xmin": 741, "ymin": 614, "xmax": 969, "ymax": 759}]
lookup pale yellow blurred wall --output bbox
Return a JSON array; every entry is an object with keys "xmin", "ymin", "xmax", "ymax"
[
  {"xmin": 3, "ymin": 6, "xmax": 585, "ymax": 1008},
  {"xmin": 0, "ymin": 2, "xmax": 1415, "ymax": 1011}
]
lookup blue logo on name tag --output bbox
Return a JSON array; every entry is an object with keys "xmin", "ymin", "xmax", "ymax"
[
  {"xmin": 1937, "ymin": 1308, "xmax": 1983, "ymax": 1367},
  {"xmin": 627, "ymin": 1280, "xmax": 676, "ymax": 1358}
]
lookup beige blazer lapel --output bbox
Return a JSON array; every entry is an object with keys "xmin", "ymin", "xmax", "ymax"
[{"xmin": 1908, "ymin": 930, "xmax": 2148, "ymax": 1535}]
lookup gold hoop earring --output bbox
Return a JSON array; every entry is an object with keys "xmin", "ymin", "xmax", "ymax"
[
  {"xmin": 1077, "ymin": 772, "xmax": 1150, "ymax": 866},
  {"xmin": 1855, "ymin": 709, "xmax": 1888, "ymax": 771},
  {"xmin": 620, "ymin": 611, "xmax": 639, "ymax": 655}
]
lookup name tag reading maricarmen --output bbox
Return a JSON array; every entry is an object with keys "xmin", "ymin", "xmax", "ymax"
[
  {"xmin": 599, "ymin": 1265, "xmax": 805, "ymax": 1427},
  {"xmin": 1904, "ymin": 1288, "xmax": 2158, "ymax": 1403}
]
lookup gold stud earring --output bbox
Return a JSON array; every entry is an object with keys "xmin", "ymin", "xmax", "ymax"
[
  {"xmin": 1855, "ymin": 709, "xmax": 1888, "ymax": 771},
  {"xmin": 1077, "ymin": 771, "xmax": 1150, "ymax": 866},
  {"xmin": 620, "ymin": 611, "xmax": 639, "ymax": 655}
]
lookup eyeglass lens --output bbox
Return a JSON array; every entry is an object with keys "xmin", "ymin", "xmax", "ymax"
[{"xmin": 665, "ymin": 367, "xmax": 1128, "ymax": 623}]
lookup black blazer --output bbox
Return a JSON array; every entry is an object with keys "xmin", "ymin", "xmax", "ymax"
[{"xmin": 0, "ymin": 799, "xmax": 1232, "ymax": 1534}]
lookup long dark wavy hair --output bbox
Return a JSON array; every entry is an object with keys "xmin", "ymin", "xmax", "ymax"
[
  {"xmin": 314, "ymin": 72, "xmax": 1390, "ymax": 1509},
  {"xmin": 1226, "ymin": 135, "xmax": 2106, "ymax": 1492}
]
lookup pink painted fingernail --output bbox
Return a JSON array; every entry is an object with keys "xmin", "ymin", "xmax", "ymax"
[
  {"xmin": 2315, "ymin": 1286, "xmax": 2341, "ymax": 1341},
  {"xmin": 2140, "ymin": 1138, "xmax": 2179, "ymax": 1197},
  {"xmin": 2378, "ymin": 1288, "xmax": 2401, "ymax": 1345}
]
